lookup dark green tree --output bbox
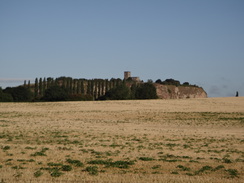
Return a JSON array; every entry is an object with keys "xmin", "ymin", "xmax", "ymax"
[
  {"xmin": 42, "ymin": 86, "xmax": 68, "ymax": 101},
  {"xmin": 105, "ymin": 79, "xmax": 110, "ymax": 92},
  {"xmin": 100, "ymin": 84, "xmax": 130, "ymax": 100},
  {"xmin": 101, "ymin": 80, "xmax": 105, "ymax": 96},
  {"xmin": 72, "ymin": 79, "xmax": 77, "ymax": 94},
  {"xmin": 34, "ymin": 78, "xmax": 38, "ymax": 98},
  {"xmin": 47, "ymin": 77, "xmax": 52, "ymax": 88},
  {"xmin": 28, "ymin": 80, "xmax": 31, "ymax": 89},
  {"xmin": 162, "ymin": 79, "xmax": 180, "ymax": 86},
  {"xmin": 4, "ymin": 86, "xmax": 33, "ymax": 102},
  {"xmin": 135, "ymin": 83, "xmax": 158, "ymax": 99},
  {"xmin": 39, "ymin": 78, "xmax": 43, "ymax": 96},
  {"xmin": 130, "ymin": 83, "xmax": 137, "ymax": 99},
  {"xmin": 0, "ymin": 87, "xmax": 13, "ymax": 102},
  {"xmin": 77, "ymin": 80, "xmax": 81, "ymax": 94},
  {"xmin": 155, "ymin": 79, "xmax": 162, "ymax": 84},
  {"xmin": 43, "ymin": 78, "xmax": 47, "ymax": 92},
  {"xmin": 87, "ymin": 80, "xmax": 91, "ymax": 95},
  {"xmin": 91, "ymin": 80, "xmax": 94, "ymax": 98},
  {"xmin": 81, "ymin": 80, "xmax": 85, "ymax": 94}
]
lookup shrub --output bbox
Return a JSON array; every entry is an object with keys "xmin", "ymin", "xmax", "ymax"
[
  {"xmin": 139, "ymin": 157, "xmax": 155, "ymax": 161},
  {"xmin": 85, "ymin": 166, "xmax": 98, "ymax": 175},
  {"xmin": 3, "ymin": 86, "xmax": 32, "ymax": 102},
  {"xmin": 66, "ymin": 159, "xmax": 84, "ymax": 167},
  {"xmin": 42, "ymin": 86, "xmax": 68, "ymax": 101},
  {"xmin": 88, "ymin": 159, "xmax": 134, "ymax": 169},
  {"xmin": 2, "ymin": 146, "xmax": 10, "ymax": 150},
  {"xmin": 0, "ymin": 88, "xmax": 13, "ymax": 102},
  {"xmin": 50, "ymin": 169, "xmax": 63, "ymax": 177},
  {"xmin": 176, "ymin": 165, "xmax": 191, "ymax": 171},
  {"xmin": 61, "ymin": 165, "xmax": 72, "ymax": 171},
  {"xmin": 135, "ymin": 83, "xmax": 158, "ymax": 99},
  {"xmin": 223, "ymin": 158, "xmax": 232, "ymax": 163},
  {"xmin": 226, "ymin": 169, "xmax": 239, "ymax": 178},
  {"xmin": 100, "ymin": 84, "xmax": 130, "ymax": 100},
  {"xmin": 34, "ymin": 170, "xmax": 43, "ymax": 177}
]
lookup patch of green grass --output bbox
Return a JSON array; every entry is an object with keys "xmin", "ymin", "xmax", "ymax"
[
  {"xmin": 226, "ymin": 169, "xmax": 239, "ymax": 178},
  {"xmin": 66, "ymin": 159, "xmax": 84, "ymax": 167},
  {"xmin": 31, "ymin": 147, "xmax": 49, "ymax": 156},
  {"xmin": 213, "ymin": 165, "xmax": 225, "ymax": 171},
  {"xmin": 31, "ymin": 151, "xmax": 46, "ymax": 156},
  {"xmin": 88, "ymin": 159, "xmax": 134, "ymax": 169},
  {"xmin": 17, "ymin": 159, "xmax": 35, "ymax": 163},
  {"xmin": 47, "ymin": 162, "xmax": 63, "ymax": 166},
  {"xmin": 34, "ymin": 170, "xmax": 43, "ymax": 177},
  {"xmin": 2, "ymin": 146, "xmax": 10, "ymax": 150},
  {"xmin": 50, "ymin": 169, "xmax": 63, "ymax": 177},
  {"xmin": 195, "ymin": 166, "xmax": 213, "ymax": 175},
  {"xmin": 25, "ymin": 146, "xmax": 36, "ymax": 150},
  {"xmin": 12, "ymin": 165, "xmax": 25, "ymax": 170},
  {"xmin": 61, "ymin": 165, "xmax": 72, "ymax": 171},
  {"xmin": 176, "ymin": 165, "xmax": 191, "ymax": 171},
  {"xmin": 139, "ymin": 157, "xmax": 154, "ymax": 161},
  {"xmin": 223, "ymin": 158, "xmax": 232, "ymax": 163},
  {"xmin": 110, "ymin": 161, "xmax": 134, "ymax": 169},
  {"xmin": 85, "ymin": 166, "xmax": 98, "ymax": 175},
  {"xmin": 151, "ymin": 165, "xmax": 161, "ymax": 169}
]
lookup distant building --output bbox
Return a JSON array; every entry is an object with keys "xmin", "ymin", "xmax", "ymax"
[
  {"xmin": 124, "ymin": 71, "xmax": 140, "ymax": 82},
  {"xmin": 124, "ymin": 71, "xmax": 131, "ymax": 80}
]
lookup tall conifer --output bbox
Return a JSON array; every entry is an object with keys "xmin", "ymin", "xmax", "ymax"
[
  {"xmin": 34, "ymin": 78, "xmax": 38, "ymax": 98},
  {"xmin": 39, "ymin": 78, "xmax": 43, "ymax": 96}
]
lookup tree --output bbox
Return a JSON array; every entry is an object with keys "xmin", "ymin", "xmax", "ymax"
[
  {"xmin": 155, "ymin": 79, "xmax": 162, "ymax": 84},
  {"xmin": 182, "ymin": 82, "xmax": 189, "ymax": 86},
  {"xmin": 42, "ymin": 86, "xmax": 68, "ymax": 101},
  {"xmin": 0, "ymin": 87, "xmax": 13, "ymax": 102},
  {"xmin": 43, "ymin": 78, "xmax": 47, "ymax": 92},
  {"xmin": 81, "ymin": 80, "xmax": 85, "ymax": 94},
  {"xmin": 130, "ymin": 83, "xmax": 137, "ymax": 99},
  {"xmin": 34, "ymin": 78, "xmax": 38, "ymax": 98},
  {"xmin": 28, "ymin": 80, "xmax": 31, "ymax": 89},
  {"xmin": 135, "ymin": 83, "xmax": 158, "ymax": 99},
  {"xmin": 105, "ymin": 79, "xmax": 110, "ymax": 92},
  {"xmin": 99, "ymin": 84, "xmax": 130, "ymax": 100},
  {"xmin": 39, "ymin": 78, "xmax": 43, "ymax": 96},
  {"xmin": 47, "ymin": 77, "xmax": 52, "ymax": 88},
  {"xmin": 162, "ymin": 79, "xmax": 180, "ymax": 86},
  {"xmin": 4, "ymin": 86, "xmax": 33, "ymax": 102}
]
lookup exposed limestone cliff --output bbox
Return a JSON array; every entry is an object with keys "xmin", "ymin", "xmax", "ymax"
[{"xmin": 155, "ymin": 83, "xmax": 207, "ymax": 99}]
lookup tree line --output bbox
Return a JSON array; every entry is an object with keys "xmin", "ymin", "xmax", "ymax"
[
  {"xmin": 1, "ymin": 76, "xmax": 200, "ymax": 102},
  {"xmin": 0, "ymin": 77, "xmax": 158, "ymax": 102}
]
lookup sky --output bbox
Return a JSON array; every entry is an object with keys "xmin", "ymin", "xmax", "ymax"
[{"xmin": 0, "ymin": 0, "xmax": 244, "ymax": 97}]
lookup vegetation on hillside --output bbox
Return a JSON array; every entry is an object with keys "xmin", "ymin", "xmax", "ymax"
[
  {"xmin": 99, "ymin": 83, "xmax": 158, "ymax": 100},
  {"xmin": 0, "ymin": 76, "xmax": 201, "ymax": 102},
  {"xmin": 155, "ymin": 78, "xmax": 198, "ymax": 87}
]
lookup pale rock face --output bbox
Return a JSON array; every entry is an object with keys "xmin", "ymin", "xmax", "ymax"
[{"xmin": 155, "ymin": 83, "xmax": 207, "ymax": 99}]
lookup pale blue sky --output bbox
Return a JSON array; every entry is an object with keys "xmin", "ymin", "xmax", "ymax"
[{"xmin": 1, "ymin": 0, "xmax": 244, "ymax": 97}]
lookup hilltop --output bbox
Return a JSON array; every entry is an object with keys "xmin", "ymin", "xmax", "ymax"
[{"xmin": 0, "ymin": 72, "xmax": 207, "ymax": 102}]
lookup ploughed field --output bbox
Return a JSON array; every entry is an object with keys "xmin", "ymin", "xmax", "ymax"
[{"xmin": 0, "ymin": 97, "xmax": 243, "ymax": 183}]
